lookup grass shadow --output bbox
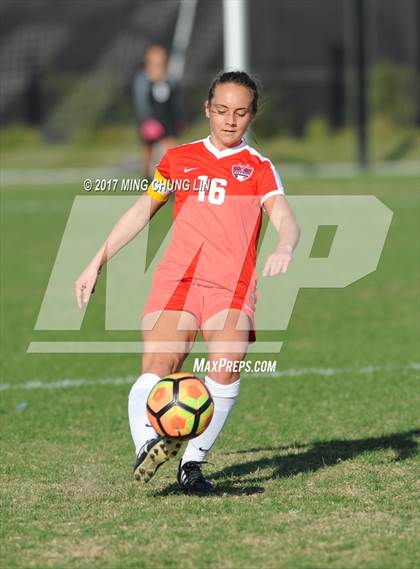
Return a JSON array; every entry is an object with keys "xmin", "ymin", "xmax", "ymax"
[
  {"xmin": 151, "ymin": 482, "xmax": 264, "ymax": 498},
  {"xmin": 152, "ymin": 429, "xmax": 418, "ymax": 495},
  {"xmin": 210, "ymin": 428, "xmax": 420, "ymax": 483}
]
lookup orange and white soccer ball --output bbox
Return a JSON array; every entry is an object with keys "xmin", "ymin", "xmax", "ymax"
[{"xmin": 146, "ymin": 373, "xmax": 214, "ymax": 440}]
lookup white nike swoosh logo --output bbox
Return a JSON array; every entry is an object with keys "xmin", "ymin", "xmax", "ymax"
[{"xmin": 184, "ymin": 167, "xmax": 198, "ymax": 172}]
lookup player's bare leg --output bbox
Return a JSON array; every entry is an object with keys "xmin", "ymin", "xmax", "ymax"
[
  {"xmin": 141, "ymin": 309, "xmax": 198, "ymax": 376},
  {"xmin": 178, "ymin": 309, "xmax": 249, "ymax": 493},
  {"xmin": 130, "ymin": 310, "xmax": 198, "ymax": 482},
  {"xmin": 202, "ymin": 308, "xmax": 250, "ymax": 384}
]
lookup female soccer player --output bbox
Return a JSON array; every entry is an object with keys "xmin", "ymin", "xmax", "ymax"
[{"xmin": 75, "ymin": 71, "xmax": 300, "ymax": 494}]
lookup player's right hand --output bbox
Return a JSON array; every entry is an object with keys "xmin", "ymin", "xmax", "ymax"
[{"xmin": 75, "ymin": 264, "xmax": 101, "ymax": 309}]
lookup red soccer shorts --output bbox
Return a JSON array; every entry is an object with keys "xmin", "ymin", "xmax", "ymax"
[{"xmin": 142, "ymin": 275, "xmax": 257, "ymax": 343}]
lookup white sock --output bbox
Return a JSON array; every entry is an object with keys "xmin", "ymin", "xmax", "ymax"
[
  {"xmin": 181, "ymin": 375, "xmax": 240, "ymax": 466},
  {"xmin": 128, "ymin": 372, "xmax": 161, "ymax": 455}
]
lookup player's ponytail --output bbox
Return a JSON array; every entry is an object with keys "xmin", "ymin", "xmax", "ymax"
[{"xmin": 207, "ymin": 71, "xmax": 259, "ymax": 115}]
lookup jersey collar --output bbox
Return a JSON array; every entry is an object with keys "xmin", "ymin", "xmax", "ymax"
[{"xmin": 203, "ymin": 136, "xmax": 248, "ymax": 159}]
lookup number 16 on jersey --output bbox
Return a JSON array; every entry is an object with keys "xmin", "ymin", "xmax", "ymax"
[{"xmin": 197, "ymin": 176, "xmax": 227, "ymax": 205}]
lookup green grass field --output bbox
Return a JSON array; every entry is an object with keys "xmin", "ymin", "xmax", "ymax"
[{"xmin": 0, "ymin": 174, "xmax": 419, "ymax": 568}]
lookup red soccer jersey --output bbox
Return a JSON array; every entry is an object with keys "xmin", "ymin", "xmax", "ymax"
[{"xmin": 147, "ymin": 136, "xmax": 284, "ymax": 296}]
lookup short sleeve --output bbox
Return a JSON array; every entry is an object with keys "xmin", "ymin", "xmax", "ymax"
[
  {"xmin": 147, "ymin": 149, "xmax": 173, "ymax": 202},
  {"xmin": 256, "ymin": 160, "xmax": 285, "ymax": 205}
]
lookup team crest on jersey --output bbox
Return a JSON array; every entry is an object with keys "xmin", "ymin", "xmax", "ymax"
[{"xmin": 232, "ymin": 164, "xmax": 254, "ymax": 182}]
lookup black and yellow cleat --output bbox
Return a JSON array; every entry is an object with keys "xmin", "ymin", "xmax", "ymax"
[{"xmin": 133, "ymin": 437, "xmax": 182, "ymax": 483}]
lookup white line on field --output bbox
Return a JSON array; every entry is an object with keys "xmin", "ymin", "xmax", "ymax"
[
  {"xmin": 0, "ymin": 363, "xmax": 418, "ymax": 392},
  {"xmin": 26, "ymin": 341, "xmax": 283, "ymax": 354}
]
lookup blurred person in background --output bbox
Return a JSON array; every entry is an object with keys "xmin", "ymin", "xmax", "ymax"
[{"xmin": 133, "ymin": 44, "xmax": 185, "ymax": 179}]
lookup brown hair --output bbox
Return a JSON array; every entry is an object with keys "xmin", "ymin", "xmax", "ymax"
[{"xmin": 208, "ymin": 71, "xmax": 259, "ymax": 115}]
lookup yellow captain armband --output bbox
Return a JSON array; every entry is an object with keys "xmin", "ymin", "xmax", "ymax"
[{"xmin": 147, "ymin": 169, "xmax": 172, "ymax": 202}]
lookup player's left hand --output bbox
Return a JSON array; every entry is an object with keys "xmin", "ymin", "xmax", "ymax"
[{"xmin": 262, "ymin": 245, "xmax": 293, "ymax": 277}]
